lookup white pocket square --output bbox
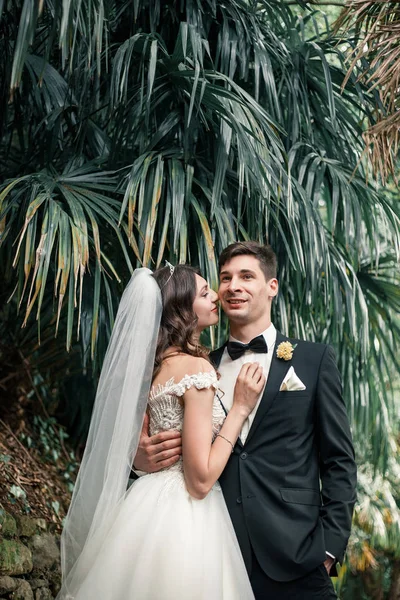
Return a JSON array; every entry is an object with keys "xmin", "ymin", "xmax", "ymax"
[{"xmin": 279, "ymin": 367, "xmax": 306, "ymax": 392}]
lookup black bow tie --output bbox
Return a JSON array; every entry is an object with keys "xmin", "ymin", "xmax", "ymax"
[{"xmin": 227, "ymin": 335, "xmax": 268, "ymax": 361}]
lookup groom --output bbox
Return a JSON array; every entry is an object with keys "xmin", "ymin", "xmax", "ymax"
[{"xmin": 135, "ymin": 241, "xmax": 357, "ymax": 599}]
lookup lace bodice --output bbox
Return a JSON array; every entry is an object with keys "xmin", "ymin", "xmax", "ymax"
[{"xmin": 148, "ymin": 371, "xmax": 226, "ymax": 470}]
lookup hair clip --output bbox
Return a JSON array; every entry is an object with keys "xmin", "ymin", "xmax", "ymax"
[{"xmin": 165, "ymin": 261, "xmax": 175, "ymax": 276}]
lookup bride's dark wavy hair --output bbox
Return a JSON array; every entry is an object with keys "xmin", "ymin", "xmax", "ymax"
[{"xmin": 152, "ymin": 265, "xmax": 211, "ymax": 379}]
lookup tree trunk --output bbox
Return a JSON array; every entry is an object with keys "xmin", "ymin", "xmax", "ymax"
[{"xmin": 388, "ymin": 559, "xmax": 400, "ymax": 600}]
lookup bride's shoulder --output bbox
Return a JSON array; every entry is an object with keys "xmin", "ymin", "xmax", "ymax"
[
  {"xmin": 163, "ymin": 353, "xmax": 213, "ymax": 375},
  {"xmin": 177, "ymin": 354, "xmax": 214, "ymax": 374},
  {"xmin": 158, "ymin": 355, "xmax": 216, "ymax": 397}
]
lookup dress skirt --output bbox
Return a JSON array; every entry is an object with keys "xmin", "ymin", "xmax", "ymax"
[{"xmin": 65, "ymin": 468, "xmax": 254, "ymax": 600}]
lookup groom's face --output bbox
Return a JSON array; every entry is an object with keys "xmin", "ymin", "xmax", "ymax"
[{"xmin": 218, "ymin": 255, "xmax": 278, "ymax": 325}]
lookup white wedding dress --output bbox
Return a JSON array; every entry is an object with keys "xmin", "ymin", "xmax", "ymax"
[{"xmin": 71, "ymin": 371, "xmax": 255, "ymax": 600}]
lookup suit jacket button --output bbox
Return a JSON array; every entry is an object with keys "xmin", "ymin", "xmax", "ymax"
[
  {"xmin": 236, "ymin": 496, "xmax": 242, "ymax": 504},
  {"xmin": 240, "ymin": 452, "xmax": 248, "ymax": 460}
]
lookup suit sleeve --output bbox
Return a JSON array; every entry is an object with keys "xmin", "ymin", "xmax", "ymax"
[{"xmin": 316, "ymin": 345, "xmax": 357, "ymax": 564}]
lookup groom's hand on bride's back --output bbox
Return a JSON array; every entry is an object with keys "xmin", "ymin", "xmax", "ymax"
[{"xmin": 133, "ymin": 413, "xmax": 182, "ymax": 473}]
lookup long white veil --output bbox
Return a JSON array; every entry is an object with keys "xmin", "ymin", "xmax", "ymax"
[{"xmin": 57, "ymin": 268, "xmax": 162, "ymax": 599}]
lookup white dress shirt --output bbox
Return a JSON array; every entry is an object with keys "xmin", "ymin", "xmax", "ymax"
[{"xmin": 218, "ymin": 324, "xmax": 277, "ymax": 443}]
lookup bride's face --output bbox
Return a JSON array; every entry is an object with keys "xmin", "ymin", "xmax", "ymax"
[{"xmin": 192, "ymin": 275, "xmax": 219, "ymax": 330}]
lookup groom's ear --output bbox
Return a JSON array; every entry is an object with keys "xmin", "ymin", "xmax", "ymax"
[{"xmin": 267, "ymin": 278, "xmax": 279, "ymax": 299}]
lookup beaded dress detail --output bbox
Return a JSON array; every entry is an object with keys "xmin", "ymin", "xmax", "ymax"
[
  {"xmin": 70, "ymin": 369, "xmax": 254, "ymax": 600},
  {"xmin": 145, "ymin": 371, "xmax": 225, "ymax": 491},
  {"xmin": 148, "ymin": 371, "xmax": 225, "ymax": 473}
]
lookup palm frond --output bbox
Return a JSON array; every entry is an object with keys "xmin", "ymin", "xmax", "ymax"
[
  {"xmin": 335, "ymin": 1, "xmax": 400, "ymax": 183},
  {"xmin": 0, "ymin": 163, "xmax": 132, "ymax": 359}
]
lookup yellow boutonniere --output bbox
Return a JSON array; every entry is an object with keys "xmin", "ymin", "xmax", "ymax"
[{"xmin": 276, "ymin": 341, "xmax": 296, "ymax": 361}]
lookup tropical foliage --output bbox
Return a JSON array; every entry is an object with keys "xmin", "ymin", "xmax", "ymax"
[
  {"xmin": 336, "ymin": 0, "xmax": 400, "ymax": 183},
  {"xmin": 337, "ymin": 457, "xmax": 400, "ymax": 599},
  {"xmin": 0, "ymin": 1, "xmax": 399, "ymax": 597}
]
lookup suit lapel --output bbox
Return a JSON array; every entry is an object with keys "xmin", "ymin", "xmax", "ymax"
[{"xmin": 244, "ymin": 331, "xmax": 289, "ymax": 446}]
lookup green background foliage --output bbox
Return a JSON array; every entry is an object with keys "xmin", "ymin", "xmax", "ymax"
[{"xmin": 0, "ymin": 1, "xmax": 399, "ymax": 597}]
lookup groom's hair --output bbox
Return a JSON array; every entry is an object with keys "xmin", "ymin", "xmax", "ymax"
[{"xmin": 218, "ymin": 242, "xmax": 277, "ymax": 282}]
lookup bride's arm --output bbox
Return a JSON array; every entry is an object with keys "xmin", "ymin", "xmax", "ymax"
[{"xmin": 183, "ymin": 362, "xmax": 264, "ymax": 500}]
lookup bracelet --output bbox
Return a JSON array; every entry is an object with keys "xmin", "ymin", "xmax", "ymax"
[{"xmin": 216, "ymin": 433, "xmax": 234, "ymax": 453}]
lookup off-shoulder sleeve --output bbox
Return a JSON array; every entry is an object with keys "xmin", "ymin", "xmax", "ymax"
[{"xmin": 172, "ymin": 371, "xmax": 218, "ymax": 397}]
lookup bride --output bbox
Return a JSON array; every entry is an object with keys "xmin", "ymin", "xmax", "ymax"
[{"xmin": 57, "ymin": 265, "xmax": 265, "ymax": 599}]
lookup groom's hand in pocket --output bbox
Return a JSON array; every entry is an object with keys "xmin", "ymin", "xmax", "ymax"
[
  {"xmin": 133, "ymin": 413, "xmax": 182, "ymax": 473},
  {"xmin": 323, "ymin": 556, "xmax": 335, "ymax": 575}
]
